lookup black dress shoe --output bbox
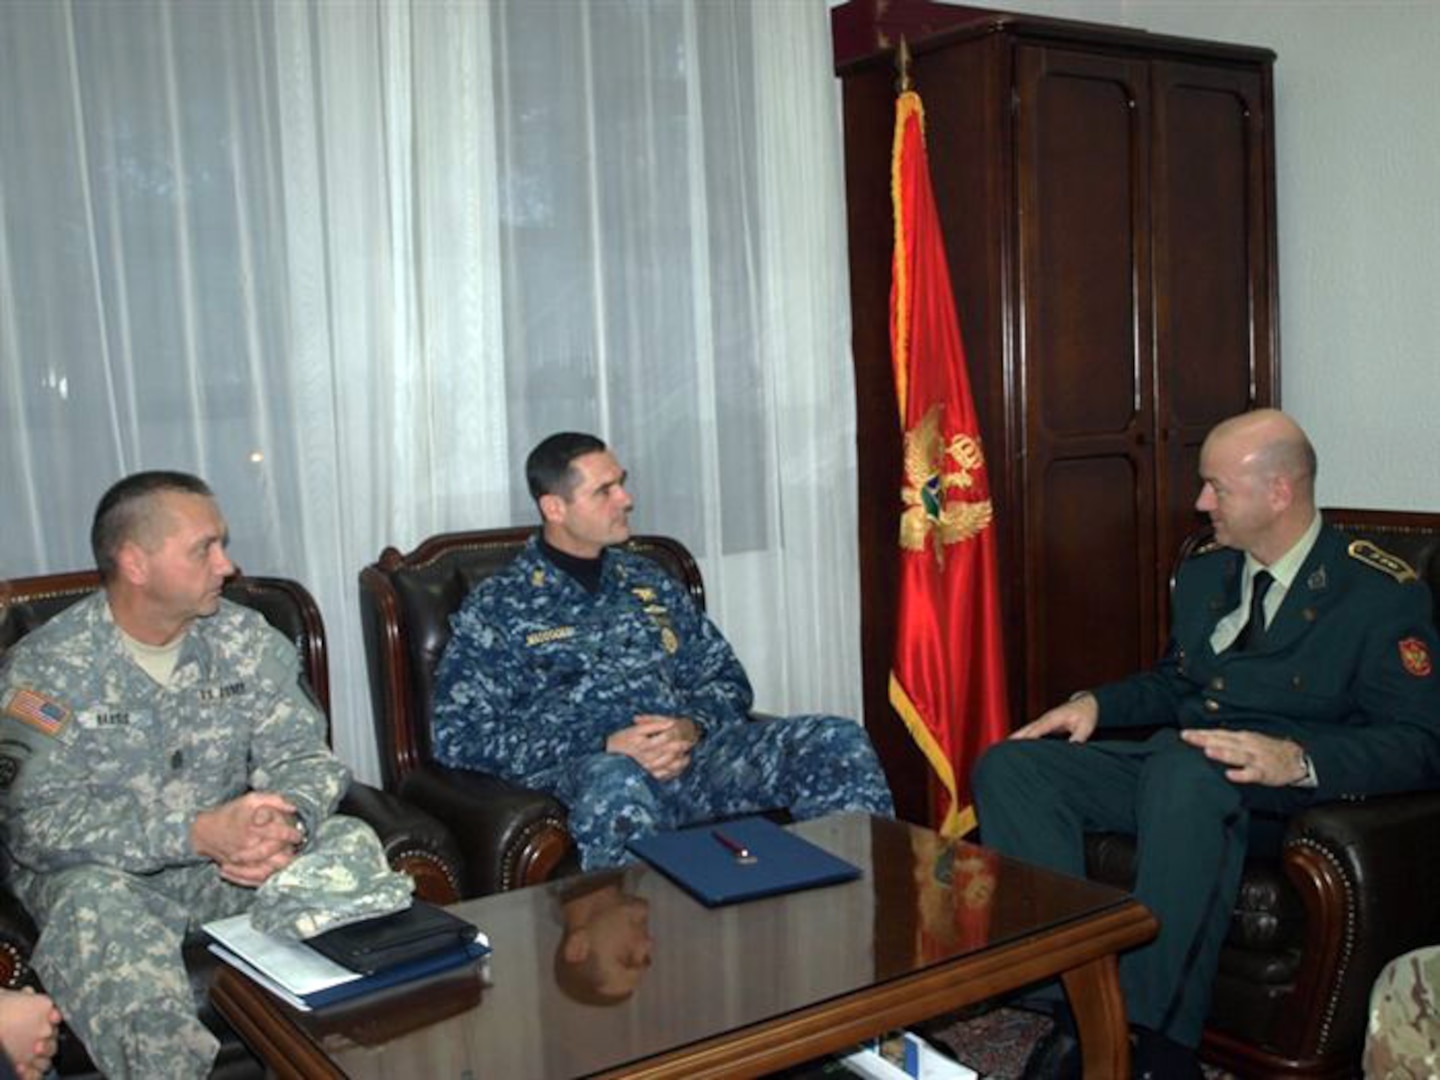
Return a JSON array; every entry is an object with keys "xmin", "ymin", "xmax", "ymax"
[
  {"xmin": 1131, "ymin": 1026, "xmax": 1202, "ymax": 1080},
  {"xmin": 1021, "ymin": 1015, "xmax": 1081, "ymax": 1080}
]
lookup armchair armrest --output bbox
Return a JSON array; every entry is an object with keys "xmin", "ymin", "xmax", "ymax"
[
  {"xmin": 339, "ymin": 781, "xmax": 466, "ymax": 906},
  {"xmin": 397, "ymin": 763, "xmax": 572, "ymax": 897},
  {"xmin": 1278, "ymin": 790, "xmax": 1440, "ymax": 1058},
  {"xmin": 0, "ymin": 885, "xmax": 37, "ymax": 988}
]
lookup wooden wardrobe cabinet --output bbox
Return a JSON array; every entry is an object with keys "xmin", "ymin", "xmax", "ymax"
[{"xmin": 834, "ymin": 3, "xmax": 1279, "ymax": 817}]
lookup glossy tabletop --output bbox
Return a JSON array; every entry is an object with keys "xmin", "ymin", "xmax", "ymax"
[{"xmin": 211, "ymin": 813, "xmax": 1155, "ymax": 1079}]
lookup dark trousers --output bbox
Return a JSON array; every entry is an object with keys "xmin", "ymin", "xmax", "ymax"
[{"xmin": 972, "ymin": 729, "xmax": 1255, "ymax": 1047}]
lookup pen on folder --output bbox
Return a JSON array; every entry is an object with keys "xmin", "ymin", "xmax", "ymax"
[{"xmin": 712, "ymin": 829, "xmax": 757, "ymax": 864}]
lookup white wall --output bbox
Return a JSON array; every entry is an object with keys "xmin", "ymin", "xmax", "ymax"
[{"xmin": 899, "ymin": 0, "xmax": 1440, "ymax": 511}]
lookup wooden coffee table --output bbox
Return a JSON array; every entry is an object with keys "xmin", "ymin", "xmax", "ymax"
[{"xmin": 212, "ymin": 813, "xmax": 1155, "ymax": 1078}]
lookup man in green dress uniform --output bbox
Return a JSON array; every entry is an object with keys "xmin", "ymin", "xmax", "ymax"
[{"xmin": 974, "ymin": 409, "xmax": 1440, "ymax": 1078}]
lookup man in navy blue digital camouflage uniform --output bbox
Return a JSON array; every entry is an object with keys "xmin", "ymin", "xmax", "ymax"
[{"xmin": 431, "ymin": 432, "xmax": 894, "ymax": 869}]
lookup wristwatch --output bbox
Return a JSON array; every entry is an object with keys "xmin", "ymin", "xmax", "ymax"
[{"xmin": 1291, "ymin": 745, "xmax": 1318, "ymax": 788}]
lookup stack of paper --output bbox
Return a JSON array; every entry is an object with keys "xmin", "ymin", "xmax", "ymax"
[{"xmin": 205, "ymin": 914, "xmax": 489, "ymax": 1012}]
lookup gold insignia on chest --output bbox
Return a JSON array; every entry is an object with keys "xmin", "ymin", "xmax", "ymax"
[
  {"xmin": 531, "ymin": 569, "xmax": 546, "ymax": 587},
  {"xmin": 631, "ymin": 587, "xmax": 657, "ymax": 603},
  {"xmin": 525, "ymin": 626, "xmax": 576, "ymax": 646},
  {"xmin": 661, "ymin": 627, "xmax": 679, "ymax": 654},
  {"xmin": 1348, "ymin": 540, "xmax": 1417, "ymax": 583}
]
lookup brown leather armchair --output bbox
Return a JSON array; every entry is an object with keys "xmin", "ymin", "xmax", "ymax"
[
  {"xmin": 358, "ymin": 527, "xmax": 707, "ymax": 898},
  {"xmin": 1084, "ymin": 508, "xmax": 1440, "ymax": 1079},
  {"xmin": 0, "ymin": 570, "xmax": 466, "ymax": 1079}
]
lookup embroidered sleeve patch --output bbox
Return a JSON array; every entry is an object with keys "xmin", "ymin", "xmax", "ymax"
[
  {"xmin": 1399, "ymin": 637, "xmax": 1433, "ymax": 678},
  {"xmin": 3, "ymin": 687, "xmax": 72, "ymax": 736}
]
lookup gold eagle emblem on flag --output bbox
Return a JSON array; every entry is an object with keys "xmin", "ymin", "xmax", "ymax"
[{"xmin": 899, "ymin": 404, "xmax": 993, "ymax": 567}]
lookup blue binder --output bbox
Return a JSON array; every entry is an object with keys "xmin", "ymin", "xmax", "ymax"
[{"xmin": 627, "ymin": 816, "xmax": 860, "ymax": 906}]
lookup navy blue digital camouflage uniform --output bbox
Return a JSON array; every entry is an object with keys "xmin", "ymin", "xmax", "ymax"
[
  {"xmin": 432, "ymin": 537, "xmax": 894, "ymax": 868},
  {"xmin": 973, "ymin": 524, "xmax": 1440, "ymax": 1049}
]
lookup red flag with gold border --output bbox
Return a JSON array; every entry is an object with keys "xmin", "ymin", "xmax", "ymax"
[{"xmin": 889, "ymin": 88, "xmax": 1010, "ymax": 838}]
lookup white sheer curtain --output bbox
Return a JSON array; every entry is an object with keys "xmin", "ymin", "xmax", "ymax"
[{"xmin": 0, "ymin": 0, "xmax": 861, "ymax": 783}]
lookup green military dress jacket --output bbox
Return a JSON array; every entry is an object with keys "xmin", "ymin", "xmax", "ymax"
[{"xmin": 1092, "ymin": 524, "xmax": 1440, "ymax": 800}]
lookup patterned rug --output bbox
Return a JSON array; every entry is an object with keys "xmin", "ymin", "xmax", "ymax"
[
  {"xmin": 767, "ymin": 1004, "xmax": 1239, "ymax": 1078},
  {"xmin": 917, "ymin": 1006, "xmax": 1239, "ymax": 1080}
]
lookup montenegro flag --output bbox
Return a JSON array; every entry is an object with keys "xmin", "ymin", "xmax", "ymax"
[{"xmin": 889, "ymin": 88, "xmax": 1010, "ymax": 838}]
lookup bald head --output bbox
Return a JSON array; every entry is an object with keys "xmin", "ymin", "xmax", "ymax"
[
  {"xmin": 1206, "ymin": 409, "xmax": 1317, "ymax": 508},
  {"xmin": 1196, "ymin": 409, "xmax": 1319, "ymax": 563}
]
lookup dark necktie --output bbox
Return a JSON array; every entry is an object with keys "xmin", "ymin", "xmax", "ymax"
[{"xmin": 1234, "ymin": 569, "xmax": 1274, "ymax": 652}]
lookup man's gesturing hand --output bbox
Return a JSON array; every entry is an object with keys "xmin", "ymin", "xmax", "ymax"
[
  {"xmin": 191, "ymin": 791, "xmax": 305, "ymax": 887},
  {"xmin": 1009, "ymin": 692, "xmax": 1099, "ymax": 743},
  {"xmin": 1181, "ymin": 728, "xmax": 1309, "ymax": 786},
  {"xmin": 606, "ymin": 714, "xmax": 700, "ymax": 781}
]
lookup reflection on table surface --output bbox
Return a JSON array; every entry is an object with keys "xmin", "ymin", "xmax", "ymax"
[{"xmin": 285, "ymin": 813, "xmax": 1131, "ymax": 1079}]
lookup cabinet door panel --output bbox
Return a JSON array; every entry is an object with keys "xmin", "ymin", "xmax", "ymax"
[
  {"xmin": 1152, "ymin": 61, "xmax": 1278, "ymax": 622},
  {"xmin": 1017, "ymin": 46, "xmax": 1157, "ymax": 713},
  {"xmin": 1021, "ymin": 49, "xmax": 1150, "ymax": 437},
  {"xmin": 1034, "ymin": 455, "xmax": 1148, "ymax": 708}
]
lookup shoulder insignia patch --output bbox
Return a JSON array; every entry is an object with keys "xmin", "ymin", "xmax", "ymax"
[
  {"xmin": 3, "ymin": 687, "xmax": 71, "ymax": 737},
  {"xmin": 1399, "ymin": 637, "xmax": 1433, "ymax": 678},
  {"xmin": 1187, "ymin": 538, "xmax": 1224, "ymax": 559},
  {"xmin": 1347, "ymin": 540, "xmax": 1417, "ymax": 583}
]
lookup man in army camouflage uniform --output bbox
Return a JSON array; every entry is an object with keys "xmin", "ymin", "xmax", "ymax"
[
  {"xmin": 432, "ymin": 432, "xmax": 894, "ymax": 870},
  {"xmin": 973, "ymin": 410, "xmax": 1440, "ymax": 1080},
  {"xmin": 1364, "ymin": 945, "xmax": 1440, "ymax": 1078},
  {"xmin": 0, "ymin": 472, "xmax": 408, "ymax": 1079}
]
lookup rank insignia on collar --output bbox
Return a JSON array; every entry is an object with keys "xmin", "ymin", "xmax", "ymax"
[
  {"xmin": 3, "ymin": 688, "xmax": 71, "ymax": 737},
  {"xmin": 531, "ymin": 569, "xmax": 546, "ymax": 587},
  {"xmin": 1399, "ymin": 637, "xmax": 1433, "ymax": 677},
  {"xmin": 1307, "ymin": 566, "xmax": 1328, "ymax": 591}
]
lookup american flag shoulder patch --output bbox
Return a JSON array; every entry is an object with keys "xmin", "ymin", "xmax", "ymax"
[{"xmin": 3, "ymin": 687, "xmax": 71, "ymax": 737}]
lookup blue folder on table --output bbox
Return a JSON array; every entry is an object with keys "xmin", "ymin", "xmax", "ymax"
[{"xmin": 627, "ymin": 816, "xmax": 860, "ymax": 906}]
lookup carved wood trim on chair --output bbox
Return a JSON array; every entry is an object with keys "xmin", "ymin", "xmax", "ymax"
[
  {"xmin": 504, "ymin": 816, "xmax": 574, "ymax": 892},
  {"xmin": 357, "ymin": 561, "xmax": 423, "ymax": 787},
  {"xmin": 1281, "ymin": 839, "xmax": 1358, "ymax": 1056},
  {"xmin": 389, "ymin": 849, "xmax": 462, "ymax": 907}
]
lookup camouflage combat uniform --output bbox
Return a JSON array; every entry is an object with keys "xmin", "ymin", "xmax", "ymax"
[
  {"xmin": 432, "ymin": 537, "xmax": 894, "ymax": 869},
  {"xmin": 1365, "ymin": 946, "xmax": 1440, "ymax": 1079},
  {"xmin": 0, "ymin": 593, "xmax": 404, "ymax": 1080}
]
